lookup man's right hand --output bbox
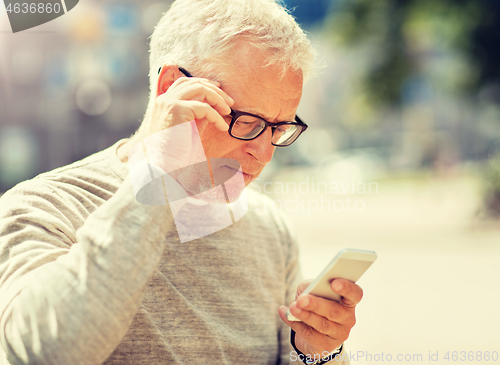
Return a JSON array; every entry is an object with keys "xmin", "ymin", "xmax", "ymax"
[
  {"xmin": 125, "ymin": 66, "xmax": 236, "ymax": 202},
  {"xmin": 146, "ymin": 69, "xmax": 233, "ymax": 136},
  {"xmin": 119, "ymin": 66, "xmax": 234, "ymax": 171},
  {"xmin": 141, "ymin": 70, "xmax": 234, "ymax": 173}
]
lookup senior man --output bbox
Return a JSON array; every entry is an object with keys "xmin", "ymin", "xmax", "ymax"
[{"xmin": 0, "ymin": 0, "xmax": 362, "ymax": 364}]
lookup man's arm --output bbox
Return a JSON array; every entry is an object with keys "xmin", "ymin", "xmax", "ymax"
[
  {"xmin": 0, "ymin": 176, "xmax": 172, "ymax": 365},
  {"xmin": 0, "ymin": 66, "xmax": 234, "ymax": 365}
]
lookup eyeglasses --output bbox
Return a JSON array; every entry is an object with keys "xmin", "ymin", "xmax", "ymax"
[{"xmin": 163, "ymin": 66, "xmax": 308, "ymax": 147}]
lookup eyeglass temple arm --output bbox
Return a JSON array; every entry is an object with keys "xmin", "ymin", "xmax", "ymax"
[{"xmin": 157, "ymin": 66, "xmax": 193, "ymax": 78}]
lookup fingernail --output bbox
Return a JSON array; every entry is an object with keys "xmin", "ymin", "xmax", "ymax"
[{"xmin": 332, "ymin": 280, "xmax": 343, "ymax": 292}]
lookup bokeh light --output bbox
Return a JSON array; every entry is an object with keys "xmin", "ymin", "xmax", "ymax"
[
  {"xmin": 75, "ymin": 79, "xmax": 112, "ymax": 116},
  {"xmin": 0, "ymin": 126, "xmax": 38, "ymax": 186}
]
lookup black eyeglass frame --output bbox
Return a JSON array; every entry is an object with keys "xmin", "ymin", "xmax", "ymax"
[
  {"xmin": 158, "ymin": 66, "xmax": 308, "ymax": 147},
  {"xmin": 227, "ymin": 109, "xmax": 308, "ymax": 147}
]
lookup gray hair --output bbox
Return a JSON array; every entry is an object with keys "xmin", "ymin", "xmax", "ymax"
[{"xmin": 148, "ymin": 0, "xmax": 315, "ymax": 93}]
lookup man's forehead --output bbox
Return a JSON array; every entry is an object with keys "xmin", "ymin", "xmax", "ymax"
[{"xmin": 206, "ymin": 40, "xmax": 303, "ymax": 121}]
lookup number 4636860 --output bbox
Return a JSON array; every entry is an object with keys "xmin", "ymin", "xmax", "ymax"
[
  {"xmin": 444, "ymin": 351, "xmax": 498, "ymax": 362},
  {"xmin": 5, "ymin": 3, "xmax": 62, "ymax": 14}
]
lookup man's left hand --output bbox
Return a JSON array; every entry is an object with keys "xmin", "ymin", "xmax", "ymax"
[{"xmin": 279, "ymin": 278, "xmax": 363, "ymax": 357}]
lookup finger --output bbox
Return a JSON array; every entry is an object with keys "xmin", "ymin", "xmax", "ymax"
[
  {"xmin": 175, "ymin": 83, "xmax": 232, "ymax": 116},
  {"xmin": 278, "ymin": 305, "xmax": 343, "ymax": 351},
  {"xmin": 172, "ymin": 77, "xmax": 234, "ymax": 107},
  {"xmin": 291, "ymin": 301, "xmax": 344, "ymax": 336},
  {"xmin": 151, "ymin": 98, "xmax": 228, "ymax": 133},
  {"xmin": 292, "ymin": 295, "xmax": 354, "ymax": 327},
  {"xmin": 180, "ymin": 100, "xmax": 229, "ymax": 132},
  {"xmin": 331, "ymin": 279, "xmax": 363, "ymax": 308}
]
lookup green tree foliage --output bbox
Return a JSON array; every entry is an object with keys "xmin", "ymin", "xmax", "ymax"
[{"xmin": 325, "ymin": 0, "xmax": 497, "ymax": 106}]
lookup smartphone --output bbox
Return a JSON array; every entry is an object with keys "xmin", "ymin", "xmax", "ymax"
[{"xmin": 286, "ymin": 248, "xmax": 377, "ymax": 321}]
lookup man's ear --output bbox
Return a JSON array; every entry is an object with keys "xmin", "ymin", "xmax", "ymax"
[{"xmin": 157, "ymin": 66, "xmax": 183, "ymax": 96}]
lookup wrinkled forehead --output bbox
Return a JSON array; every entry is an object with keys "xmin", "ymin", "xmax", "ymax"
[{"xmin": 219, "ymin": 43, "xmax": 303, "ymax": 122}]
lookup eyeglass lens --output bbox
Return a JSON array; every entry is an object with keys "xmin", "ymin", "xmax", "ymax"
[{"xmin": 231, "ymin": 115, "xmax": 302, "ymax": 146}]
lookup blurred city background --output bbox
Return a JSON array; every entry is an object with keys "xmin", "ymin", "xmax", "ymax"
[{"xmin": 1, "ymin": 0, "xmax": 500, "ymax": 363}]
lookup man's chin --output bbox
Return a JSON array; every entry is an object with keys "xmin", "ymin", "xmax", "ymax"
[
  {"xmin": 176, "ymin": 173, "xmax": 247, "ymax": 204},
  {"xmin": 171, "ymin": 158, "xmax": 255, "ymax": 204},
  {"xmin": 242, "ymin": 172, "xmax": 257, "ymax": 186}
]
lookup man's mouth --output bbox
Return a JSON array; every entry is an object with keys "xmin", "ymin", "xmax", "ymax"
[{"xmin": 221, "ymin": 165, "xmax": 255, "ymax": 183}]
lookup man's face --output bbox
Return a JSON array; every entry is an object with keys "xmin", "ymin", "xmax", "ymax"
[{"xmin": 199, "ymin": 43, "xmax": 304, "ymax": 188}]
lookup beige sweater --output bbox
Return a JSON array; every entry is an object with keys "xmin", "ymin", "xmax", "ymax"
[{"xmin": 0, "ymin": 140, "xmax": 347, "ymax": 365}]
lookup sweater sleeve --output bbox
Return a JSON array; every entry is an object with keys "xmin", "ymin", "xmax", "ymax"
[{"xmin": 0, "ymin": 175, "xmax": 173, "ymax": 365}]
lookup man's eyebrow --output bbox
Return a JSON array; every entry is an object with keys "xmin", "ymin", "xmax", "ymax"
[
  {"xmin": 241, "ymin": 109, "xmax": 294, "ymax": 124},
  {"xmin": 243, "ymin": 108, "xmax": 269, "ymax": 120}
]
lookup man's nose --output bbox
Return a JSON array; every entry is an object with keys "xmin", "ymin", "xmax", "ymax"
[{"xmin": 244, "ymin": 127, "xmax": 275, "ymax": 165}]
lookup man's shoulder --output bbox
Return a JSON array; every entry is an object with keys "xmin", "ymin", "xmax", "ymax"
[
  {"xmin": 33, "ymin": 139, "xmax": 127, "ymax": 192},
  {"xmin": 0, "ymin": 139, "xmax": 128, "ymax": 220}
]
